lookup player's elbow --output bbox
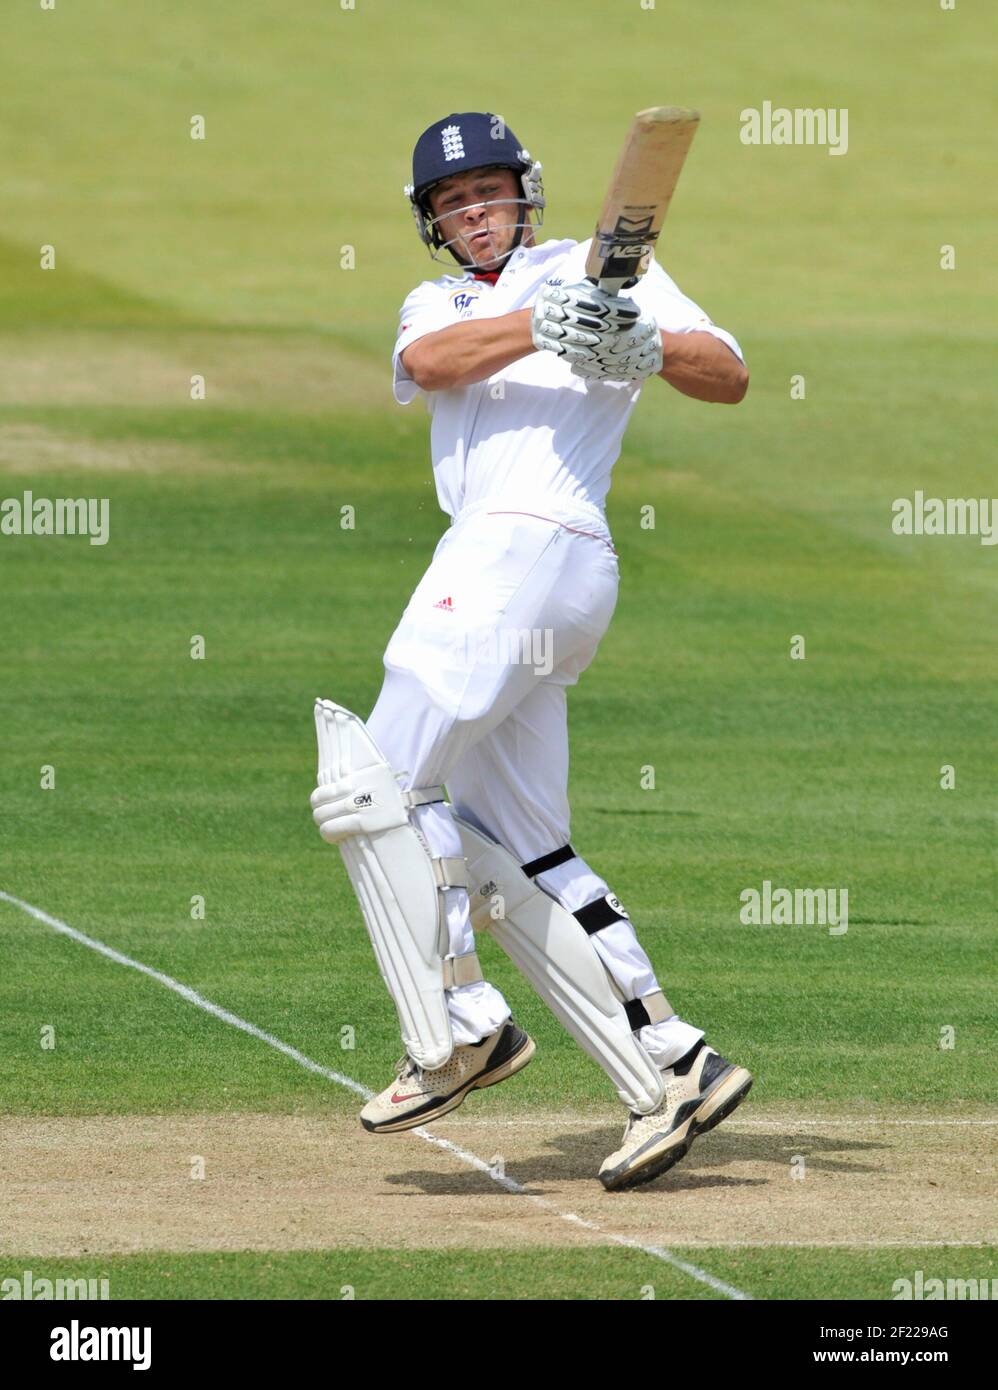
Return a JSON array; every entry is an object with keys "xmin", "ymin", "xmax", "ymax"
[
  {"xmin": 403, "ymin": 341, "xmax": 452, "ymax": 393},
  {"xmin": 707, "ymin": 358, "xmax": 748, "ymax": 404},
  {"xmin": 407, "ymin": 355, "xmax": 439, "ymax": 392},
  {"xmin": 723, "ymin": 363, "xmax": 749, "ymax": 404}
]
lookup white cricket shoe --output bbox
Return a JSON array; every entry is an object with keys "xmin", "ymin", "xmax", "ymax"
[
  {"xmin": 599, "ymin": 1041, "xmax": 753, "ymax": 1191},
  {"xmin": 360, "ymin": 1019, "xmax": 535, "ymax": 1134}
]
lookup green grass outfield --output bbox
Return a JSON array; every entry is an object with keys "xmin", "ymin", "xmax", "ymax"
[
  {"xmin": 1, "ymin": 0, "xmax": 995, "ymax": 1300},
  {"xmin": 2, "ymin": 1248, "xmax": 996, "ymax": 1303}
]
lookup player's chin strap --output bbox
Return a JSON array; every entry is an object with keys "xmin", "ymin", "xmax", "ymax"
[{"xmin": 453, "ymin": 247, "xmax": 517, "ymax": 281}]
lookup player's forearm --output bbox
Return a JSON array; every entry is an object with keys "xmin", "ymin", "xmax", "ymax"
[
  {"xmin": 401, "ymin": 309, "xmax": 535, "ymax": 391},
  {"xmin": 658, "ymin": 330, "xmax": 749, "ymax": 404}
]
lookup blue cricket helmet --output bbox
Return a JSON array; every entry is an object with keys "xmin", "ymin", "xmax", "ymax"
[{"xmin": 404, "ymin": 111, "xmax": 545, "ymax": 264}]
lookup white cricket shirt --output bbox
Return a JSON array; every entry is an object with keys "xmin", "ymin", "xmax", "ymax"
[{"xmin": 392, "ymin": 238, "xmax": 743, "ymax": 530}]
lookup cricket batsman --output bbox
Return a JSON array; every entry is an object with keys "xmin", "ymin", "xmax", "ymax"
[{"xmin": 311, "ymin": 111, "xmax": 752, "ymax": 1190}]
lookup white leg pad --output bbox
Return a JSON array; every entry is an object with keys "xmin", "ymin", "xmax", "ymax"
[
  {"xmin": 455, "ymin": 815, "xmax": 666, "ymax": 1113},
  {"xmin": 312, "ymin": 699, "xmax": 475, "ymax": 1070}
]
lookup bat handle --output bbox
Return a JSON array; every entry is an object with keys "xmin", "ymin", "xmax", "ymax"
[{"xmin": 593, "ymin": 275, "xmax": 639, "ymax": 295}]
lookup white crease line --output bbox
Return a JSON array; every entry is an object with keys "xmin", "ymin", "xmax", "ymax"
[
  {"xmin": 1, "ymin": 889, "xmax": 750, "ymax": 1302},
  {"xmin": 409, "ymin": 1128, "xmax": 748, "ymax": 1297},
  {"xmin": 705, "ymin": 1119, "xmax": 998, "ymax": 1129},
  {"xmin": 668, "ymin": 1240, "xmax": 996, "ymax": 1249},
  {"xmin": 0, "ymin": 890, "xmax": 369, "ymax": 1099},
  {"xmin": 443, "ymin": 1117, "xmax": 998, "ymax": 1128}
]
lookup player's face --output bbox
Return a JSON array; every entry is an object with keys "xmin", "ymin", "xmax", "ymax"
[{"xmin": 429, "ymin": 168, "xmax": 530, "ymax": 268}]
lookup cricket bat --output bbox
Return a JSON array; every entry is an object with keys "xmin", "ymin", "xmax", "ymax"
[{"xmin": 585, "ymin": 106, "xmax": 700, "ymax": 293}]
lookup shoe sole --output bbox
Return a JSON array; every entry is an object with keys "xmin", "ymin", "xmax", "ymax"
[
  {"xmin": 600, "ymin": 1066, "xmax": 754, "ymax": 1192},
  {"xmin": 361, "ymin": 1035, "xmax": 536, "ymax": 1135}
]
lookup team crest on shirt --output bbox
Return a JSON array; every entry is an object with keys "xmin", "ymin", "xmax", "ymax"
[{"xmin": 450, "ymin": 288, "xmax": 482, "ymax": 318}]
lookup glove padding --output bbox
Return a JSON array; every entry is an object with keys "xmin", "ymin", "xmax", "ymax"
[
  {"xmin": 570, "ymin": 316, "xmax": 663, "ymax": 382},
  {"xmin": 531, "ymin": 279, "xmax": 643, "ymax": 368}
]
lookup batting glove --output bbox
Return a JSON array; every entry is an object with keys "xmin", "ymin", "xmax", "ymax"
[
  {"xmin": 570, "ymin": 315, "xmax": 663, "ymax": 382},
  {"xmin": 531, "ymin": 279, "xmax": 643, "ymax": 367}
]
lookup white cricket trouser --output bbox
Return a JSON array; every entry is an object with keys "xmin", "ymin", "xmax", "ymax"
[{"xmin": 367, "ymin": 500, "xmax": 703, "ymax": 1071}]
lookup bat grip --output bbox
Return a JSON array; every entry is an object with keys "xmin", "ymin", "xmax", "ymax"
[{"xmin": 591, "ymin": 275, "xmax": 640, "ymax": 295}]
